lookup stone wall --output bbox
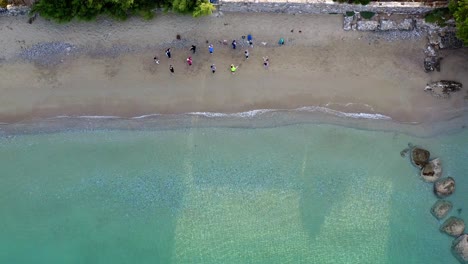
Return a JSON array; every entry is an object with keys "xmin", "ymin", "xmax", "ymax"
[
  {"xmin": 0, "ymin": 5, "xmax": 30, "ymax": 16},
  {"xmin": 218, "ymin": 0, "xmax": 437, "ymax": 15}
]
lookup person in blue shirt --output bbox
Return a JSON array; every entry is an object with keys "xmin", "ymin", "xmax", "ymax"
[{"xmin": 208, "ymin": 44, "xmax": 214, "ymax": 54}]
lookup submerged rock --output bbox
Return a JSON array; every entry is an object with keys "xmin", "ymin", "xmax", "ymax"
[
  {"xmin": 411, "ymin": 147, "xmax": 430, "ymax": 168},
  {"xmin": 441, "ymin": 217, "xmax": 465, "ymax": 237},
  {"xmin": 453, "ymin": 234, "xmax": 468, "ymax": 263},
  {"xmin": 400, "ymin": 147, "xmax": 410, "ymax": 158},
  {"xmin": 421, "ymin": 158, "xmax": 442, "ymax": 182},
  {"xmin": 431, "ymin": 200, "xmax": 453, "ymax": 220},
  {"xmin": 425, "ymin": 80, "xmax": 463, "ymax": 98},
  {"xmin": 434, "ymin": 177, "xmax": 456, "ymax": 198}
]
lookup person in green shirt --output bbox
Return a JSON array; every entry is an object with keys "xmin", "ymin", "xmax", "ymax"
[{"xmin": 230, "ymin": 64, "xmax": 237, "ymax": 73}]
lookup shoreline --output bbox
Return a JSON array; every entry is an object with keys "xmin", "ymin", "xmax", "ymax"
[
  {"xmin": 1, "ymin": 13, "xmax": 467, "ymax": 132},
  {"xmin": 1, "ymin": 106, "xmax": 466, "ymax": 138}
]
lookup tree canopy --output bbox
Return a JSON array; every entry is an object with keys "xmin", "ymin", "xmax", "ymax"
[
  {"xmin": 30, "ymin": 0, "xmax": 216, "ymax": 22},
  {"xmin": 449, "ymin": 0, "xmax": 468, "ymax": 44}
]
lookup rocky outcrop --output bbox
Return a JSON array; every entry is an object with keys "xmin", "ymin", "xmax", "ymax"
[
  {"xmin": 219, "ymin": 2, "xmax": 435, "ymax": 16},
  {"xmin": 453, "ymin": 234, "xmax": 468, "ymax": 263},
  {"xmin": 421, "ymin": 158, "xmax": 442, "ymax": 182},
  {"xmin": 424, "ymin": 44, "xmax": 437, "ymax": 57},
  {"xmin": 425, "ymin": 80, "xmax": 463, "ymax": 98},
  {"xmin": 398, "ymin": 18, "xmax": 414, "ymax": 31},
  {"xmin": 424, "ymin": 56, "xmax": 442, "ymax": 72},
  {"xmin": 356, "ymin": 20, "xmax": 379, "ymax": 31},
  {"xmin": 0, "ymin": 5, "xmax": 29, "ymax": 16},
  {"xmin": 440, "ymin": 31, "xmax": 464, "ymax": 49},
  {"xmin": 343, "ymin": 15, "xmax": 354, "ymax": 31},
  {"xmin": 423, "ymin": 44, "xmax": 441, "ymax": 72},
  {"xmin": 441, "ymin": 217, "xmax": 465, "ymax": 237},
  {"xmin": 434, "ymin": 177, "xmax": 456, "ymax": 198},
  {"xmin": 379, "ymin": 19, "xmax": 397, "ymax": 31},
  {"xmin": 411, "ymin": 147, "xmax": 430, "ymax": 168},
  {"xmin": 431, "ymin": 200, "xmax": 453, "ymax": 220}
]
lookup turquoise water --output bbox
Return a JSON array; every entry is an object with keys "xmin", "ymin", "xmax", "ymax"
[{"xmin": 1, "ymin": 123, "xmax": 467, "ymax": 263}]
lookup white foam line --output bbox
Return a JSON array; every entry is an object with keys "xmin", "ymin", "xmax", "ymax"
[
  {"xmin": 188, "ymin": 109, "xmax": 275, "ymax": 118},
  {"xmin": 131, "ymin": 114, "xmax": 162, "ymax": 119},
  {"xmin": 53, "ymin": 115, "xmax": 120, "ymax": 119},
  {"xmin": 295, "ymin": 106, "xmax": 392, "ymax": 120},
  {"xmin": 47, "ymin": 106, "xmax": 391, "ymax": 121}
]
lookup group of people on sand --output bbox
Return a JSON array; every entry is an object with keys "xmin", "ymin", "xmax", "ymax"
[{"xmin": 153, "ymin": 34, "xmax": 271, "ymax": 75}]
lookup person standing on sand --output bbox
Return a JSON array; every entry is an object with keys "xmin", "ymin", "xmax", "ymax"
[
  {"xmin": 263, "ymin": 57, "xmax": 269, "ymax": 69},
  {"xmin": 244, "ymin": 50, "xmax": 249, "ymax": 60},
  {"xmin": 208, "ymin": 44, "xmax": 214, "ymax": 54},
  {"xmin": 190, "ymin": 45, "xmax": 196, "ymax": 54},
  {"xmin": 187, "ymin": 56, "xmax": 193, "ymax": 66},
  {"xmin": 230, "ymin": 64, "xmax": 237, "ymax": 74},
  {"xmin": 165, "ymin": 48, "xmax": 171, "ymax": 59},
  {"xmin": 232, "ymin": 40, "xmax": 237, "ymax": 50},
  {"xmin": 211, "ymin": 64, "xmax": 216, "ymax": 74},
  {"xmin": 153, "ymin": 56, "xmax": 159, "ymax": 64},
  {"xmin": 169, "ymin": 65, "xmax": 174, "ymax": 74}
]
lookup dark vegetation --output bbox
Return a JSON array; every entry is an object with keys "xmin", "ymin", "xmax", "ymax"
[
  {"xmin": 360, "ymin": 11, "xmax": 374, "ymax": 19},
  {"xmin": 30, "ymin": 0, "xmax": 216, "ymax": 22},
  {"xmin": 333, "ymin": 0, "xmax": 370, "ymax": 6},
  {"xmin": 424, "ymin": 0, "xmax": 468, "ymax": 44},
  {"xmin": 449, "ymin": 0, "xmax": 468, "ymax": 44},
  {"xmin": 424, "ymin": 8, "xmax": 450, "ymax": 26}
]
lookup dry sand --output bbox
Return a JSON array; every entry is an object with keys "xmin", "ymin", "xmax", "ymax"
[{"xmin": 0, "ymin": 12, "xmax": 467, "ymax": 124}]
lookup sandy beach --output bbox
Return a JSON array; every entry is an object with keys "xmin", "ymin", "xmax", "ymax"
[{"xmin": 0, "ymin": 12, "xmax": 467, "ymax": 124}]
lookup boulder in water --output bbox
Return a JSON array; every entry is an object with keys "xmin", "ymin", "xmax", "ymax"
[
  {"xmin": 421, "ymin": 158, "xmax": 442, "ymax": 182},
  {"xmin": 441, "ymin": 217, "xmax": 465, "ymax": 237},
  {"xmin": 434, "ymin": 177, "xmax": 456, "ymax": 198},
  {"xmin": 424, "ymin": 80, "xmax": 463, "ymax": 98},
  {"xmin": 453, "ymin": 234, "xmax": 468, "ymax": 263},
  {"xmin": 411, "ymin": 147, "xmax": 430, "ymax": 168},
  {"xmin": 431, "ymin": 200, "xmax": 453, "ymax": 220}
]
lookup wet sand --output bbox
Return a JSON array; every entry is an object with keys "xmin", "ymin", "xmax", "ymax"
[{"xmin": 0, "ymin": 12, "xmax": 467, "ymax": 124}]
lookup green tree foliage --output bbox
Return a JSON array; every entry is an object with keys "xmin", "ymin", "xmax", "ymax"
[
  {"xmin": 449, "ymin": 0, "xmax": 468, "ymax": 44},
  {"xmin": 0, "ymin": 0, "xmax": 8, "ymax": 8},
  {"xmin": 31, "ymin": 0, "xmax": 213, "ymax": 22},
  {"xmin": 193, "ymin": 0, "xmax": 215, "ymax": 17},
  {"xmin": 424, "ymin": 8, "xmax": 450, "ymax": 26},
  {"xmin": 172, "ymin": 0, "xmax": 195, "ymax": 13}
]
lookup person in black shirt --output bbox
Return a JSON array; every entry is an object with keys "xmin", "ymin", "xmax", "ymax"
[{"xmin": 190, "ymin": 45, "xmax": 196, "ymax": 54}]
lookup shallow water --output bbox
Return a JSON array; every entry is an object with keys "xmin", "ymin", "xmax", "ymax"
[{"xmin": 1, "ymin": 122, "xmax": 467, "ymax": 263}]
